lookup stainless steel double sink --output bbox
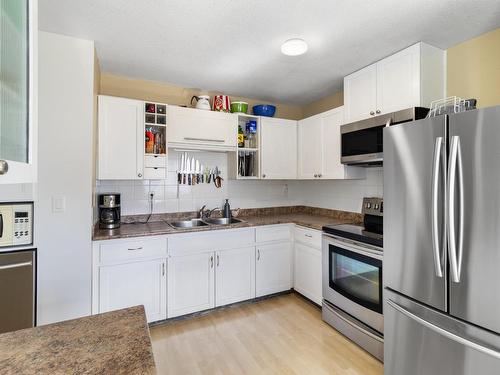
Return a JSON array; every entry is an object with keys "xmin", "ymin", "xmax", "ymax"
[{"xmin": 169, "ymin": 217, "xmax": 244, "ymax": 229}]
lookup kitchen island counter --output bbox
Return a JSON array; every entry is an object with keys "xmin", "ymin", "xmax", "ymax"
[{"xmin": 0, "ymin": 306, "xmax": 156, "ymax": 375}]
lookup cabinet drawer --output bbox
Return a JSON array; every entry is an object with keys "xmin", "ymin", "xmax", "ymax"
[
  {"xmin": 143, "ymin": 167, "xmax": 166, "ymax": 179},
  {"xmin": 255, "ymin": 225, "xmax": 292, "ymax": 243},
  {"xmin": 99, "ymin": 238, "xmax": 167, "ymax": 264},
  {"xmin": 169, "ymin": 228, "xmax": 255, "ymax": 256},
  {"xmin": 294, "ymin": 226, "xmax": 321, "ymax": 249},
  {"xmin": 145, "ymin": 155, "xmax": 166, "ymax": 168}
]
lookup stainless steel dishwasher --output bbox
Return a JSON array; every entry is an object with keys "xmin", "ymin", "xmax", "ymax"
[{"xmin": 0, "ymin": 250, "xmax": 36, "ymax": 334}]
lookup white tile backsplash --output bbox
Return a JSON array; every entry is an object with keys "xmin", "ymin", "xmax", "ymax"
[{"xmin": 96, "ymin": 152, "xmax": 383, "ymax": 216}]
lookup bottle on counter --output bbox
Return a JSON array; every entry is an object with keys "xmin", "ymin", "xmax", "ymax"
[{"xmin": 223, "ymin": 199, "xmax": 231, "ymax": 218}]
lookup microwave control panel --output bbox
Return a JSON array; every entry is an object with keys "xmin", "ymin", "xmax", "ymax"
[{"xmin": 13, "ymin": 204, "xmax": 33, "ymax": 245}]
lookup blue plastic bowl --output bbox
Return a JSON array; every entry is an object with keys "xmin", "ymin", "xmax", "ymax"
[{"xmin": 252, "ymin": 104, "xmax": 276, "ymax": 117}]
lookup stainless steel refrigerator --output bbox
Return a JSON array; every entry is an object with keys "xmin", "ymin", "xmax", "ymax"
[{"xmin": 383, "ymin": 106, "xmax": 500, "ymax": 374}]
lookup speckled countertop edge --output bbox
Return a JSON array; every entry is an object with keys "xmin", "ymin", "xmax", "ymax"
[{"xmin": 93, "ymin": 206, "xmax": 362, "ymax": 241}]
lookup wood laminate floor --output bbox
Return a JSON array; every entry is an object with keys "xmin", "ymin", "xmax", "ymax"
[{"xmin": 150, "ymin": 294, "xmax": 383, "ymax": 375}]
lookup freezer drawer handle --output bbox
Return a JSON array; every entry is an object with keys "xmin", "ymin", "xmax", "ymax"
[
  {"xmin": 448, "ymin": 135, "xmax": 464, "ymax": 283},
  {"xmin": 387, "ymin": 299, "xmax": 500, "ymax": 360},
  {"xmin": 431, "ymin": 137, "xmax": 444, "ymax": 278},
  {"xmin": 0, "ymin": 261, "xmax": 32, "ymax": 270}
]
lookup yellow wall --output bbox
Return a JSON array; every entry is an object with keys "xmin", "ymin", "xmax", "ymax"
[
  {"xmin": 447, "ymin": 27, "xmax": 500, "ymax": 108},
  {"xmin": 302, "ymin": 91, "xmax": 343, "ymax": 118},
  {"xmin": 99, "ymin": 73, "xmax": 304, "ymax": 120}
]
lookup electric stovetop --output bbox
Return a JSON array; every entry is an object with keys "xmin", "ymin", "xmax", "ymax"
[{"xmin": 322, "ymin": 223, "xmax": 383, "ymax": 248}]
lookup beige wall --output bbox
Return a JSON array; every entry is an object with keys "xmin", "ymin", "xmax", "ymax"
[
  {"xmin": 447, "ymin": 28, "xmax": 500, "ymax": 108},
  {"xmin": 99, "ymin": 73, "xmax": 304, "ymax": 120},
  {"xmin": 302, "ymin": 91, "xmax": 343, "ymax": 118}
]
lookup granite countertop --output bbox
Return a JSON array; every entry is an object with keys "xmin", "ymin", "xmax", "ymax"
[
  {"xmin": 93, "ymin": 206, "xmax": 362, "ymax": 241},
  {"xmin": 0, "ymin": 306, "xmax": 156, "ymax": 375}
]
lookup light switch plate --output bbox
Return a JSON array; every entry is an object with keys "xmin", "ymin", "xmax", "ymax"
[{"xmin": 52, "ymin": 196, "xmax": 66, "ymax": 213}]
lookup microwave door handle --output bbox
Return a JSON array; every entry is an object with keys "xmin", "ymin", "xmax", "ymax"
[
  {"xmin": 431, "ymin": 137, "xmax": 444, "ymax": 277},
  {"xmin": 448, "ymin": 136, "xmax": 464, "ymax": 283}
]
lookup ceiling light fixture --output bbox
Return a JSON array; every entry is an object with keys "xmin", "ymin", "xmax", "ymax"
[{"xmin": 281, "ymin": 38, "xmax": 308, "ymax": 56}]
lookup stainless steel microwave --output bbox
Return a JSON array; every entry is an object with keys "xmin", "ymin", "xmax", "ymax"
[{"xmin": 340, "ymin": 107, "xmax": 429, "ymax": 166}]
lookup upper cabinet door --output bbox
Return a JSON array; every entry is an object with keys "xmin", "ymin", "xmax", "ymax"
[
  {"xmin": 344, "ymin": 64, "xmax": 377, "ymax": 123},
  {"xmin": 298, "ymin": 115, "xmax": 322, "ymax": 179},
  {"xmin": 167, "ymin": 106, "xmax": 236, "ymax": 150},
  {"xmin": 260, "ymin": 117, "xmax": 297, "ymax": 179},
  {"xmin": 376, "ymin": 43, "xmax": 420, "ymax": 115},
  {"xmin": 98, "ymin": 95, "xmax": 144, "ymax": 180},
  {"xmin": 321, "ymin": 107, "xmax": 347, "ymax": 179},
  {"xmin": 0, "ymin": 0, "xmax": 37, "ymax": 183}
]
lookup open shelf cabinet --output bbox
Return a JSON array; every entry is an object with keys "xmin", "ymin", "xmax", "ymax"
[{"xmin": 228, "ymin": 114, "xmax": 261, "ymax": 179}]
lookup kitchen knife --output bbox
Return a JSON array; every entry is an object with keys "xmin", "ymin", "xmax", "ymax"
[
  {"xmin": 187, "ymin": 156, "xmax": 191, "ymax": 185},
  {"xmin": 178, "ymin": 153, "xmax": 183, "ymax": 184},
  {"xmin": 195, "ymin": 160, "xmax": 200, "ymax": 184}
]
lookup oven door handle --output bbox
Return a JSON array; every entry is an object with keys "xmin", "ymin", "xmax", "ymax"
[{"xmin": 324, "ymin": 236, "xmax": 382, "ymax": 260}]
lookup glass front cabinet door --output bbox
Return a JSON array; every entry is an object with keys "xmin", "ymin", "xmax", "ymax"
[{"xmin": 0, "ymin": 0, "xmax": 36, "ymax": 183}]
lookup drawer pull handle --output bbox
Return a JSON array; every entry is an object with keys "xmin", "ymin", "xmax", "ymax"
[
  {"xmin": 127, "ymin": 247, "xmax": 143, "ymax": 251},
  {"xmin": 305, "ymin": 234, "xmax": 313, "ymax": 238}
]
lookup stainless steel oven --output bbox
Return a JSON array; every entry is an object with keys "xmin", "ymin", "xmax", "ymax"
[
  {"xmin": 322, "ymin": 197, "xmax": 384, "ymax": 361},
  {"xmin": 340, "ymin": 107, "xmax": 429, "ymax": 166},
  {"xmin": 323, "ymin": 234, "xmax": 383, "ymax": 331}
]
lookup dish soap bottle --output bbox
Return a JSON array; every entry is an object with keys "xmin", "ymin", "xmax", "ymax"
[{"xmin": 223, "ymin": 199, "xmax": 231, "ymax": 218}]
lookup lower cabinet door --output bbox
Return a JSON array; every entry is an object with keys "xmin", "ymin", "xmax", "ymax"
[
  {"xmin": 256, "ymin": 242, "xmax": 293, "ymax": 297},
  {"xmin": 215, "ymin": 247, "xmax": 256, "ymax": 307},
  {"xmin": 99, "ymin": 259, "xmax": 166, "ymax": 323},
  {"xmin": 168, "ymin": 252, "xmax": 215, "ymax": 318},
  {"xmin": 294, "ymin": 243, "xmax": 322, "ymax": 304}
]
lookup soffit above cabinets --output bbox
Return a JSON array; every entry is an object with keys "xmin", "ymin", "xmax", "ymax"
[{"xmin": 38, "ymin": 0, "xmax": 500, "ymax": 105}]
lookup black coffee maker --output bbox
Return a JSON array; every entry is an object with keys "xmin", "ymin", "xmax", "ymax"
[{"xmin": 98, "ymin": 193, "xmax": 121, "ymax": 229}]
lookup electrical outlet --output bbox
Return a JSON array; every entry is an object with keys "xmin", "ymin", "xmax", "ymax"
[{"xmin": 283, "ymin": 184, "xmax": 289, "ymax": 197}]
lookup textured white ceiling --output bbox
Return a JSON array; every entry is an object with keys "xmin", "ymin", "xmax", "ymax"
[{"xmin": 39, "ymin": 0, "xmax": 500, "ymax": 105}]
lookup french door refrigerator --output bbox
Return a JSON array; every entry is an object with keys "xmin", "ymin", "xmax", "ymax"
[{"xmin": 383, "ymin": 106, "xmax": 500, "ymax": 374}]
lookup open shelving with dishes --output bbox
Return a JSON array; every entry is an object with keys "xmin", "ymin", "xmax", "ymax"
[
  {"xmin": 144, "ymin": 101, "xmax": 168, "ymax": 179},
  {"xmin": 228, "ymin": 114, "xmax": 261, "ymax": 179}
]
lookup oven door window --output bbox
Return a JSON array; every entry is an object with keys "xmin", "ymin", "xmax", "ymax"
[
  {"xmin": 329, "ymin": 244, "xmax": 382, "ymax": 313},
  {"xmin": 341, "ymin": 125, "xmax": 384, "ymax": 157}
]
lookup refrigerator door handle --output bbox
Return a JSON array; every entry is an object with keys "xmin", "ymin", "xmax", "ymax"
[
  {"xmin": 431, "ymin": 137, "xmax": 444, "ymax": 278},
  {"xmin": 387, "ymin": 299, "xmax": 500, "ymax": 360},
  {"xmin": 448, "ymin": 135, "xmax": 464, "ymax": 283}
]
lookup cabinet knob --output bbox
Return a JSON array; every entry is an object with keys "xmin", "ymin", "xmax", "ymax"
[
  {"xmin": 314, "ymin": 174, "xmax": 318, "ymax": 178},
  {"xmin": 138, "ymin": 173, "xmax": 142, "ymax": 178},
  {"xmin": 0, "ymin": 160, "xmax": 9, "ymax": 175},
  {"xmin": 262, "ymin": 174, "xmax": 266, "ymax": 178},
  {"xmin": 318, "ymin": 174, "xmax": 322, "ymax": 178},
  {"xmin": 370, "ymin": 111, "xmax": 375, "ymax": 116},
  {"xmin": 376, "ymin": 109, "xmax": 381, "ymax": 114}
]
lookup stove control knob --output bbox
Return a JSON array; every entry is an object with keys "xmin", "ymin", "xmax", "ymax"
[
  {"xmin": 374, "ymin": 204, "xmax": 379, "ymax": 210},
  {"xmin": 366, "ymin": 203, "xmax": 372, "ymax": 209}
]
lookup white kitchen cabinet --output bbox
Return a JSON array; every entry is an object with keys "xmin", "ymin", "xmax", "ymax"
[
  {"xmin": 298, "ymin": 107, "xmax": 364, "ymax": 180},
  {"xmin": 98, "ymin": 258, "xmax": 166, "ymax": 323},
  {"xmin": 215, "ymin": 247, "xmax": 256, "ymax": 307},
  {"xmin": 294, "ymin": 226, "xmax": 322, "ymax": 305},
  {"xmin": 344, "ymin": 64, "xmax": 378, "ymax": 123},
  {"xmin": 260, "ymin": 117, "xmax": 297, "ymax": 179},
  {"xmin": 167, "ymin": 252, "xmax": 215, "ymax": 318},
  {"xmin": 256, "ymin": 242, "xmax": 293, "ymax": 297},
  {"xmin": 297, "ymin": 115, "xmax": 322, "ymax": 179},
  {"xmin": 167, "ymin": 106, "xmax": 236, "ymax": 151},
  {"xmin": 344, "ymin": 42, "xmax": 445, "ymax": 123},
  {"xmin": 98, "ymin": 95, "xmax": 144, "ymax": 179}
]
